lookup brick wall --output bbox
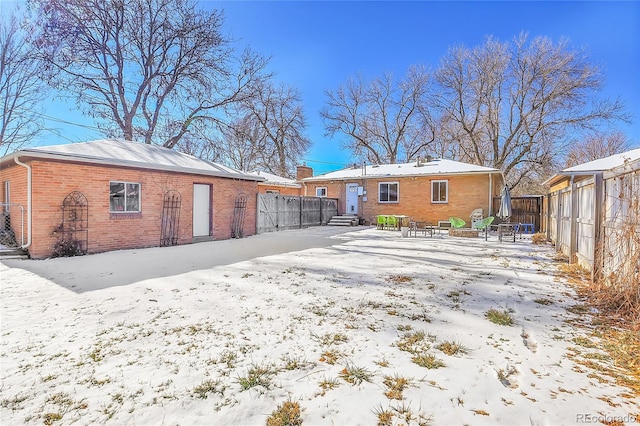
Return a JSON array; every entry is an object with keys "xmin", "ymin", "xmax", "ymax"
[
  {"xmin": 1, "ymin": 163, "xmax": 29, "ymax": 245},
  {"xmin": 304, "ymin": 173, "xmax": 504, "ymax": 225},
  {"xmin": 1, "ymin": 159, "xmax": 259, "ymax": 258},
  {"xmin": 258, "ymin": 183, "xmax": 302, "ymax": 196}
]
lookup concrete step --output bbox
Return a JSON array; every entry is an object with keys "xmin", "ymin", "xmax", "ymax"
[
  {"xmin": 327, "ymin": 215, "xmax": 359, "ymax": 226},
  {"xmin": 327, "ymin": 221, "xmax": 354, "ymax": 226},
  {"xmin": 0, "ymin": 247, "xmax": 28, "ymax": 260}
]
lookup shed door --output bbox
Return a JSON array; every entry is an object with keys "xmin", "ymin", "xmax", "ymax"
[
  {"xmin": 193, "ymin": 184, "xmax": 211, "ymax": 237},
  {"xmin": 346, "ymin": 183, "xmax": 359, "ymax": 215}
]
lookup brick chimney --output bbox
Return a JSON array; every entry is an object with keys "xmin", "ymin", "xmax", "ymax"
[{"xmin": 296, "ymin": 165, "xmax": 313, "ymax": 181}]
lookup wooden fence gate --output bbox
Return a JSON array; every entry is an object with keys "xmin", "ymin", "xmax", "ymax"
[
  {"xmin": 257, "ymin": 194, "xmax": 338, "ymax": 234},
  {"xmin": 492, "ymin": 195, "xmax": 543, "ymax": 232}
]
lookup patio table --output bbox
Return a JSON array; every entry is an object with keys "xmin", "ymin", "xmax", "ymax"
[
  {"xmin": 409, "ymin": 221, "xmax": 434, "ymax": 237},
  {"xmin": 498, "ymin": 223, "xmax": 517, "ymax": 242},
  {"xmin": 391, "ymin": 215, "xmax": 410, "ymax": 231}
]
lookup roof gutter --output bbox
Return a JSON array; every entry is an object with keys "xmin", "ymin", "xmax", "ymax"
[{"xmin": 13, "ymin": 156, "xmax": 32, "ymax": 249}]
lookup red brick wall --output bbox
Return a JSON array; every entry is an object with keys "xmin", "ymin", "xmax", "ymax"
[
  {"xmin": 303, "ymin": 180, "xmax": 359, "ymax": 215},
  {"xmin": 258, "ymin": 183, "xmax": 302, "ymax": 196},
  {"xmin": 304, "ymin": 173, "xmax": 504, "ymax": 225},
  {"xmin": 1, "ymin": 159, "xmax": 259, "ymax": 258},
  {"xmin": 1, "ymin": 163, "xmax": 29, "ymax": 245}
]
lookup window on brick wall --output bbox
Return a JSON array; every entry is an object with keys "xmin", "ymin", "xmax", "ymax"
[
  {"xmin": 431, "ymin": 180, "xmax": 448, "ymax": 203},
  {"xmin": 379, "ymin": 182, "xmax": 399, "ymax": 203},
  {"xmin": 316, "ymin": 187, "xmax": 327, "ymax": 197},
  {"xmin": 110, "ymin": 181, "xmax": 141, "ymax": 212}
]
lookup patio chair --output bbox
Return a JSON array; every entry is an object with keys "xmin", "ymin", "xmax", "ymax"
[
  {"xmin": 387, "ymin": 215, "xmax": 398, "ymax": 230},
  {"xmin": 448, "ymin": 217, "xmax": 466, "ymax": 229},
  {"xmin": 376, "ymin": 215, "xmax": 388, "ymax": 230},
  {"xmin": 474, "ymin": 216, "xmax": 495, "ymax": 241}
]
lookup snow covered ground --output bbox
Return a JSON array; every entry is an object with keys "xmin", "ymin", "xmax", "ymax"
[{"xmin": 1, "ymin": 227, "xmax": 638, "ymax": 425}]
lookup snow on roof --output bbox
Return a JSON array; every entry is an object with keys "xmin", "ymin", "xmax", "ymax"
[
  {"xmin": 562, "ymin": 148, "xmax": 640, "ymax": 172},
  {"xmin": 302, "ymin": 158, "xmax": 500, "ymax": 181},
  {"xmin": 246, "ymin": 171, "xmax": 300, "ymax": 187},
  {"xmin": 8, "ymin": 139, "xmax": 263, "ymax": 181}
]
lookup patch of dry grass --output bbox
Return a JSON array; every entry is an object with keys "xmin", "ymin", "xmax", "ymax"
[
  {"xmin": 531, "ymin": 232, "xmax": 547, "ymax": 245},
  {"xmin": 485, "ymin": 309, "xmax": 514, "ymax": 326},
  {"xmin": 436, "ymin": 340, "xmax": 469, "ymax": 356},
  {"xmin": 389, "ymin": 275, "xmax": 413, "ymax": 284},
  {"xmin": 553, "ymin": 248, "xmax": 640, "ymax": 399},
  {"xmin": 266, "ymin": 400, "xmax": 303, "ymax": 426},
  {"xmin": 383, "ymin": 375, "xmax": 413, "ymax": 400}
]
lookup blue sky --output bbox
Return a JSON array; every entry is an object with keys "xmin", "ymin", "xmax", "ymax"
[{"xmin": 4, "ymin": 1, "xmax": 639, "ymax": 174}]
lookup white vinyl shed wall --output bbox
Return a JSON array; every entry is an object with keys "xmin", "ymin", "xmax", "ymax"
[
  {"xmin": 546, "ymin": 157, "xmax": 640, "ymax": 282},
  {"xmin": 601, "ymin": 160, "xmax": 640, "ymax": 284}
]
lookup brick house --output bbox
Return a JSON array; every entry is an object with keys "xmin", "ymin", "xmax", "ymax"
[
  {"xmin": 0, "ymin": 139, "xmax": 263, "ymax": 259},
  {"xmin": 246, "ymin": 170, "xmax": 302, "ymax": 196},
  {"xmin": 300, "ymin": 159, "xmax": 504, "ymax": 226}
]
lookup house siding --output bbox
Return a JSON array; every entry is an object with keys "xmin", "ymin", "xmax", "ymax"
[
  {"xmin": 305, "ymin": 174, "xmax": 503, "ymax": 225},
  {"xmin": 1, "ymin": 159, "xmax": 258, "ymax": 258}
]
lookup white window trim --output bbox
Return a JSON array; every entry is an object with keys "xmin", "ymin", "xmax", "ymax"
[
  {"xmin": 378, "ymin": 181, "xmax": 399, "ymax": 204},
  {"xmin": 109, "ymin": 181, "xmax": 141, "ymax": 213},
  {"xmin": 316, "ymin": 187, "xmax": 327, "ymax": 197},
  {"xmin": 431, "ymin": 180, "xmax": 448, "ymax": 204}
]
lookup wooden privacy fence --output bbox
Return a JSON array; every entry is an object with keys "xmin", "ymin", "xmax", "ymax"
[
  {"xmin": 492, "ymin": 196, "xmax": 543, "ymax": 231},
  {"xmin": 545, "ymin": 157, "xmax": 639, "ymax": 281},
  {"xmin": 257, "ymin": 194, "xmax": 338, "ymax": 234}
]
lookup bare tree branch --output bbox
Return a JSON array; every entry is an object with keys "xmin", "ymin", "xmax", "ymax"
[
  {"xmin": 321, "ymin": 65, "xmax": 435, "ymax": 164},
  {"xmin": 0, "ymin": 9, "xmax": 48, "ymax": 155},
  {"xmin": 434, "ymin": 33, "xmax": 630, "ymax": 189},
  {"xmin": 27, "ymin": 0, "xmax": 270, "ymax": 149},
  {"xmin": 564, "ymin": 131, "xmax": 633, "ymax": 168}
]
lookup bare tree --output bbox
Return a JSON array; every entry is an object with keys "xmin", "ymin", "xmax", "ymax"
[
  {"xmin": 0, "ymin": 10, "xmax": 47, "ymax": 155},
  {"xmin": 434, "ymin": 33, "xmax": 629, "ymax": 189},
  {"xmin": 175, "ymin": 82, "xmax": 310, "ymax": 178},
  {"xmin": 321, "ymin": 66, "xmax": 435, "ymax": 164},
  {"xmin": 564, "ymin": 131, "xmax": 632, "ymax": 167},
  {"xmin": 27, "ymin": 0, "xmax": 269, "ymax": 148},
  {"xmin": 239, "ymin": 82, "xmax": 310, "ymax": 177},
  {"xmin": 212, "ymin": 115, "xmax": 267, "ymax": 172}
]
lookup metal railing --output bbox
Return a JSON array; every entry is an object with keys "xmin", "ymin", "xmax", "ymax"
[{"xmin": 1, "ymin": 203, "xmax": 25, "ymax": 248}]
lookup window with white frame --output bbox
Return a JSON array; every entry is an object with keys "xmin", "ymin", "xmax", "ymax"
[
  {"xmin": 316, "ymin": 187, "xmax": 327, "ymax": 197},
  {"xmin": 431, "ymin": 180, "xmax": 448, "ymax": 203},
  {"xmin": 110, "ymin": 181, "xmax": 141, "ymax": 212},
  {"xmin": 378, "ymin": 182, "xmax": 399, "ymax": 203}
]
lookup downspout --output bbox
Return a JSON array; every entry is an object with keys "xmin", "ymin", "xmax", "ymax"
[
  {"xmin": 14, "ymin": 157, "xmax": 32, "ymax": 249},
  {"xmin": 488, "ymin": 173, "xmax": 493, "ymax": 215}
]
